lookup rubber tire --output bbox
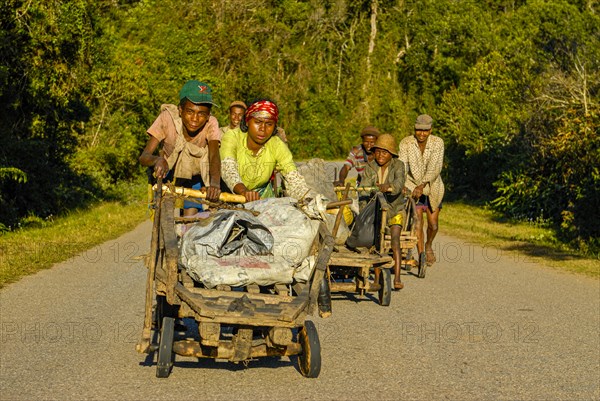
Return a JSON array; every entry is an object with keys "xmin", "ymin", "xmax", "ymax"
[
  {"xmin": 317, "ymin": 276, "xmax": 332, "ymax": 316},
  {"xmin": 378, "ymin": 268, "xmax": 392, "ymax": 306},
  {"xmin": 155, "ymin": 295, "xmax": 179, "ymax": 331},
  {"xmin": 418, "ymin": 251, "xmax": 427, "ymax": 279},
  {"xmin": 156, "ymin": 317, "xmax": 175, "ymax": 378},
  {"xmin": 297, "ymin": 321, "xmax": 321, "ymax": 378}
]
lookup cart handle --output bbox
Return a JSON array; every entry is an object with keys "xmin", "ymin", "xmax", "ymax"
[
  {"xmin": 325, "ymin": 199, "xmax": 352, "ymax": 209},
  {"xmin": 157, "ymin": 184, "xmax": 353, "ymax": 209},
  {"xmin": 334, "ymin": 186, "xmax": 391, "ymax": 193},
  {"xmin": 156, "ymin": 184, "xmax": 247, "ymax": 203}
]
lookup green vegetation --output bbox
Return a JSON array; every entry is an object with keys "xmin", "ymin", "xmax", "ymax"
[
  {"xmin": 0, "ymin": 180, "xmax": 147, "ymax": 288},
  {"xmin": 442, "ymin": 202, "xmax": 599, "ymax": 277},
  {"xmin": 1, "ymin": 0, "xmax": 598, "ymax": 254}
]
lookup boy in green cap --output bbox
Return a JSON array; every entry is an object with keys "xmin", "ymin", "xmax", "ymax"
[{"xmin": 139, "ymin": 80, "xmax": 222, "ymax": 215}]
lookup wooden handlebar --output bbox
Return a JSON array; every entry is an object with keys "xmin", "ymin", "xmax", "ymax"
[
  {"xmin": 157, "ymin": 184, "xmax": 352, "ymax": 209},
  {"xmin": 157, "ymin": 185, "xmax": 247, "ymax": 203},
  {"xmin": 334, "ymin": 186, "xmax": 391, "ymax": 193}
]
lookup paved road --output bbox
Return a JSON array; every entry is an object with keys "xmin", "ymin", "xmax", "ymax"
[{"xmin": 1, "ymin": 193, "xmax": 599, "ymax": 400}]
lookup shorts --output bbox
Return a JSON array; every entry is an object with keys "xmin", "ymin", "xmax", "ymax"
[
  {"xmin": 416, "ymin": 195, "xmax": 442, "ymax": 212},
  {"xmin": 389, "ymin": 213, "xmax": 403, "ymax": 226}
]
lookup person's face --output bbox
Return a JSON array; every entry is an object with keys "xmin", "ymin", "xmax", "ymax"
[
  {"xmin": 179, "ymin": 101, "xmax": 211, "ymax": 135},
  {"xmin": 415, "ymin": 129, "xmax": 431, "ymax": 143},
  {"xmin": 362, "ymin": 135, "xmax": 377, "ymax": 153},
  {"xmin": 229, "ymin": 106, "xmax": 245, "ymax": 129},
  {"xmin": 374, "ymin": 148, "xmax": 393, "ymax": 166},
  {"xmin": 247, "ymin": 116, "xmax": 276, "ymax": 147}
]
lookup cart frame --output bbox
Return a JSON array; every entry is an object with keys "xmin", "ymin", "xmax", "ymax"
[{"xmin": 136, "ymin": 182, "xmax": 334, "ymax": 378}]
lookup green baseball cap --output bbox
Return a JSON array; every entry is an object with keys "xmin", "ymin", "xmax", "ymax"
[{"xmin": 179, "ymin": 80, "xmax": 215, "ymax": 105}]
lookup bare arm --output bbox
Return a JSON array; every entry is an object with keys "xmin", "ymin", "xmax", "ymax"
[
  {"xmin": 205, "ymin": 139, "xmax": 222, "ymax": 201},
  {"xmin": 139, "ymin": 136, "xmax": 169, "ymax": 178},
  {"xmin": 334, "ymin": 164, "xmax": 351, "ymax": 187}
]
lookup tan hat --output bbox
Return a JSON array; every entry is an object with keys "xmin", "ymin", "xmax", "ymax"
[
  {"xmin": 228, "ymin": 100, "xmax": 247, "ymax": 110},
  {"xmin": 415, "ymin": 114, "xmax": 433, "ymax": 130},
  {"xmin": 360, "ymin": 125, "xmax": 381, "ymax": 138},
  {"xmin": 372, "ymin": 133, "xmax": 398, "ymax": 157}
]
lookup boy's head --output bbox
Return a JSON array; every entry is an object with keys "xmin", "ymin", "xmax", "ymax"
[
  {"xmin": 414, "ymin": 114, "xmax": 433, "ymax": 143},
  {"xmin": 360, "ymin": 126, "xmax": 380, "ymax": 154},
  {"xmin": 178, "ymin": 81, "xmax": 215, "ymax": 135},
  {"xmin": 372, "ymin": 133, "xmax": 398, "ymax": 166},
  {"xmin": 228, "ymin": 100, "xmax": 247, "ymax": 129}
]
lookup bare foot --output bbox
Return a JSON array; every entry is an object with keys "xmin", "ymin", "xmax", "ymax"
[{"xmin": 425, "ymin": 247, "xmax": 436, "ymax": 265}]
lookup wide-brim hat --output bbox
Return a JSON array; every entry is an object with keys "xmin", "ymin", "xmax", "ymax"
[
  {"xmin": 179, "ymin": 80, "xmax": 217, "ymax": 106},
  {"xmin": 372, "ymin": 133, "xmax": 398, "ymax": 157},
  {"xmin": 360, "ymin": 125, "xmax": 381, "ymax": 138}
]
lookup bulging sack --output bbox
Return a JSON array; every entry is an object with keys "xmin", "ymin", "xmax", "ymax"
[
  {"xmin": 346, "ymin": 196, "xmax": 377, "ymax": 248},
  {"xmin": 180, "ymin": 198, "xmax": 319, "ymax": 288}
]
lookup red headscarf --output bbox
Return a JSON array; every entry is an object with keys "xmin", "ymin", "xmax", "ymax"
[{"xmin": 245, "ymin": 100, "xmax": 279, "ymax": 124}]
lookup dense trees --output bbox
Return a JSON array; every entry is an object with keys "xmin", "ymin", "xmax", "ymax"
[{"xmin": 1, "ymin": 0, "xmax": 598, "ymax": 250}]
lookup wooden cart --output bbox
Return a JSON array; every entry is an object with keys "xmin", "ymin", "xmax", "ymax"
[
  {"xmin": 326, "ymin": 187, "xmax": 422, "ymax": 306},
  {"xmin": 136, "ymin": 182, "xmax": 334, "ymax": 378}
]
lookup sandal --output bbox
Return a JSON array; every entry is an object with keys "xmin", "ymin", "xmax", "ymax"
[{"xmin": 394, "ymin": 281, "xmax": 404, "ymax": 290}]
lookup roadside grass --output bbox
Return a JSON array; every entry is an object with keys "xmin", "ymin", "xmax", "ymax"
[
  {"xmin": 0, "ymin": 181, "xmax": 149, "ymax": 289},
  {"xmin": 442, "ymin": 201, "xmax": 599, "ymax": 277}
]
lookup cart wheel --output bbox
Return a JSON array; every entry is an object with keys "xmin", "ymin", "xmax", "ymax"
[
  {"xmin": 378, "ymin": 268, "xmax": 392, "ymax": 306},
  {"xmin": 418, "ymin": 251, "xmax": 427, "ymax": 279},
  {"xmin": 156, "ymin": 317, "xmax": 175, "ymax": 378},
  {"xmin": 297, "ymin": 321, "xmax": 321, "ymax": 378}
]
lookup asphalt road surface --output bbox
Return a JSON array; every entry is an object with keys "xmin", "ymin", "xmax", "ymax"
[{"xmin": 1, "ymin": 171, "xmax": 599, "ymax": 400}]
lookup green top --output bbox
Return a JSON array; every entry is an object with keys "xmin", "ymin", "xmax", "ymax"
[{"xmin": 220, "ymin": 128, "xmax": 297, "ymax": 195}]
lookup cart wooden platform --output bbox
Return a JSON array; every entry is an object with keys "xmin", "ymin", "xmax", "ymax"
[
  {"xmin": 136, "ymin": 183, "xmax": 334, "ymax": 378},
  {"xmin": 326, "ymin": 187, "xmax": 423, "ymax": 306}
]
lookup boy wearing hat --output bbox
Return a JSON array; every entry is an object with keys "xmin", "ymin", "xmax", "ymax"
[
  {"xmin": 398, "ymin": 114, "xmax": 445, "ymax": 266},
  {"xmin": 220, "ymin": 100, "xmax": 247, "ymax": 136},
  {"xmin": 359, "ymin": 133, "xmax": 406, "ymax": 290},
  {"xmin": 139, "ymin": 80, "xmax": 222, "ymax": 215},
  {"xmin": 334, "ymin": 126, "xmax": 380, "ymax": 187}
]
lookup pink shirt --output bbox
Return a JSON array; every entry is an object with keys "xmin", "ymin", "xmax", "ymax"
[{"xmin": 146, "ymin": 107, "xmax": 220, "ymax": 158}]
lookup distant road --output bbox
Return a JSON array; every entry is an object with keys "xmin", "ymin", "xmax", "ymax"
[{"xmin": 1, "ymin": 163, "xmax": 599, "ymax": 400}]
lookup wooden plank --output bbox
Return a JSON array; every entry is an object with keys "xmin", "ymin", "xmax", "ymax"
[
  {"xmin": 274, "ymin": 284, "xmax": 289, "ymax": 296},
  {"xmin": 278, "ymin": 284, "xmax": 310, "ymax": 322},
  {"xmin": 136, "ymin": 181, "xmax": 163, "ymax": 354},
  {"xmin": 175, "ymin": 283, "xmax": 300, "ymax": 326},
  {"xmin": 180, "ymin": 270, "xmax": 194, "ymax": 288},
  {"xmin": 184, "ymin": 287, "xmax": 294, "ymax": 304},
  {"xmin": 161, "ymin": 196, "xmax": 179, "ymax": 305},
  {"xmin": 246, "ymin": 284, "xmax": 260, "ymax": 294},
  {"xmin": 330, "ymin": 254, "xmax": 393, "ymax": 263},
  {"xmin": 329, "ymin": 256, "xmax": 393, "ymax": 268}
]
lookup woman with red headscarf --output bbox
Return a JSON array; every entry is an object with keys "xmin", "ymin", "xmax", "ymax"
[{"xmin": 220, "ymin": 99, "xmax": 311, "ymax": 202}]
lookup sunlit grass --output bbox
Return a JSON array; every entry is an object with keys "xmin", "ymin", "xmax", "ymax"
[
  {"xmin": 442, "ymin": 201, "xmax": 599, "ymax": 277},
  {"xmin": 0, "ymin": 181, "xmax": 149, "ymax": 288}
]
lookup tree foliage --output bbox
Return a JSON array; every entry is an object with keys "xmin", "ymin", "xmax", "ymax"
[{"xmin": 0, "ymin": 0, "xmax": 598, "ymax": 250}]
